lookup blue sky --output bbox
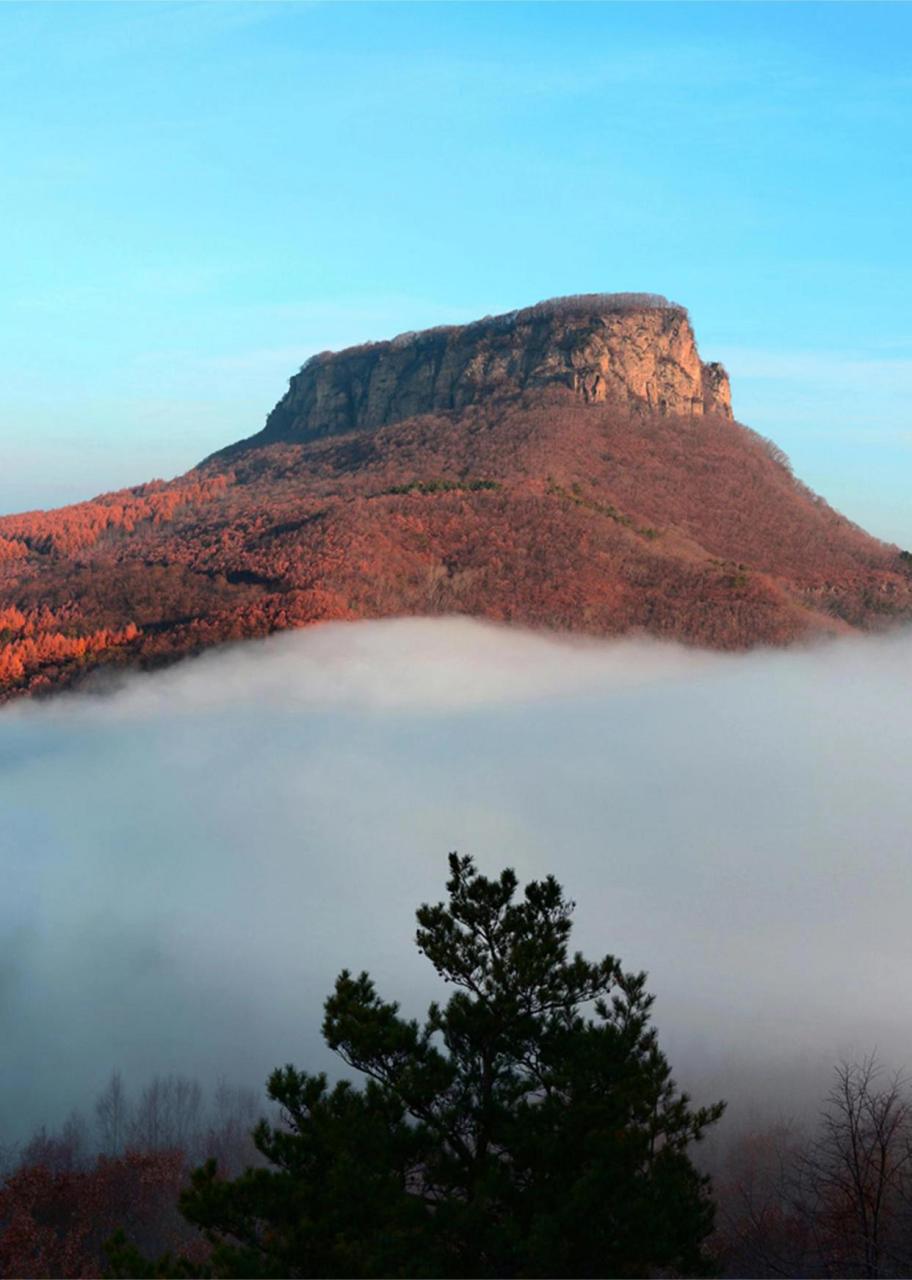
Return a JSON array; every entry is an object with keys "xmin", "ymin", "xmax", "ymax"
[{"xmin": 2, "ymin": 2, "xmax": 910, "ymax": 543}]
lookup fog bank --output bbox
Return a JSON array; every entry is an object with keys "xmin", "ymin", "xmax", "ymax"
[{"xmin": 2, "ymin": 618, "xmax": 911, "ymax": 1141}]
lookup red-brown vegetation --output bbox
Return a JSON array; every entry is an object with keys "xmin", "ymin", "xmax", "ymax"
[
  {"xmin": 1, "ymin": 386, "xmax": 910, "ymax": 702},
  {"xmin": 0, "ymin": 1074, "xmax": 261, "ymax": 1278},
  {"xmin": 0, "ymin": 1152, "xmax": 190, "ymax": 1279}
]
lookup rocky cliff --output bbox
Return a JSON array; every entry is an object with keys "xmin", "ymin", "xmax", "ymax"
[
  {"xmin": 247, "ymin": 293, "xmax": 732, "ymax": 450},
  {"xmin": 4, "ymin": 293, "xmax": 910, "ymax": 703}
]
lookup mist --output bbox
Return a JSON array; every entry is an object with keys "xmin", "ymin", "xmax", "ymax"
[{"xmin": 3, "ymin": 618, "xmax": 911, "ymax": 1144}]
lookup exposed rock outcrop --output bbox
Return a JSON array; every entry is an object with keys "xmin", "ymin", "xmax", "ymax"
[
  {"xmin": 252, "ymin": 294, "xmax": 732, "ymax": 449},
  {"xmin": 7, "ymin": 290, "xmax": 911, "ymax": 704}
]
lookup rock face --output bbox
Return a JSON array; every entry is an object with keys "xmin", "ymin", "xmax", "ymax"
[
  {"xmin": 5, "ymin": 290, "xmax": 912, "ymax": 704},
  {"xmin": 254, "ymin": 293, "xmax": 732, "ymax": 448}
]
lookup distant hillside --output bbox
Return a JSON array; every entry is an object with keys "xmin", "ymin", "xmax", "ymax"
[{"xmin": 1, "ymin": 294, "xmax": 909, "ymax": 699}]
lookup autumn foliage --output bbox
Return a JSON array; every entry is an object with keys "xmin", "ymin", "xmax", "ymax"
[
  {"xmin": 0, "ymin": 1152, "xmax": 190, "ymax": 1280},
  {"xmin": 1, "ymin": 388, "xmax": 910, "ymax": 701},
  {"xmin": 0, "ymin": 1074, "xmax": 261, "ymax": 1279}
]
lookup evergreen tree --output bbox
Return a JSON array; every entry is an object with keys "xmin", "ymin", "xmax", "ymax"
[{"xmin": 109, "ymin": 854, "xmax": 723, "ymax": 1278}]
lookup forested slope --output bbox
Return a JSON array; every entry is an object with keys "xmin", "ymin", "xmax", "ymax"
[{"xmin": 2, "ymin": 296, "xmax": 908, "ymax": 700}]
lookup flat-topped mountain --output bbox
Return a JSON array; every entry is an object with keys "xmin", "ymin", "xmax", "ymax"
[
  {"xmin": 1, "ymin": 293, "xmax": 909, "ymax": 699},
  {"xmin": 227, "ymin": 295, "xmax": 732, "ymax": 453}
]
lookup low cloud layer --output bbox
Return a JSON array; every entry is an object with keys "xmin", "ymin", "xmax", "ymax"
[{"xmin": 3, "ymin": 618, "xmax": 911, "ymax": 1142}]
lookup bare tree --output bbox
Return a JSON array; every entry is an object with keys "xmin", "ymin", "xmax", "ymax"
[
  {"xmin": 129, "ymin": 1075, "xmax": 203, "ymax": 1154},
  {"xmin": 95, "ymin": 1068, "xmax": 129, "ymax": 1156},
  {"xmin": 18, "ymin": 1109, "xmax": 89, "ymax": 1173},
  {"xmin": 714, "ymin": 1061, "xmax": 912, "ymax": 1278},
  {"xmin": 713, "ymin": 1119, "xmax": 818, "ymax": 1277},
  {"xmin": 800, "ymin": 1057, "xmax": 912, "ymax": 1278},
  {"xmin": 205, "ymin": 1078, "xmax": 261, "ymax": 1174},
  {"xmin": 169, "ymin": 1076, "xmax": 204, "ymax": 1153}
]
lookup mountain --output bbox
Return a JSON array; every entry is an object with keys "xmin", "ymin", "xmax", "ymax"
[
  {"xmin": 1, "ymin": 293, "xmax": 910, "ymax": 700},
  {"xmin": 224, "ymin": 292, "xmax": 733, "ymax": 451}
]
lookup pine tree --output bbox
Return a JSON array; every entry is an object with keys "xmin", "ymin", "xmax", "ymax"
[{"xmin": 108, "ymin": 854, "xmax": 723, "ymax": 1278}]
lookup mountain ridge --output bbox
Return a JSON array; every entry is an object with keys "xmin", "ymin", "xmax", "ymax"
[{"xmin": 1, "ymin": 295, "xmax": 909, "ymax": 700}]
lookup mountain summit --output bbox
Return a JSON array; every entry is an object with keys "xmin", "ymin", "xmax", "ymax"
[
  {"xmin": 1, "ymin": 295, "xmax": 909, "ymax": 698},
  {"xmin": 227, "ymin": 294, "xmax": 732, "ymax": 455}
]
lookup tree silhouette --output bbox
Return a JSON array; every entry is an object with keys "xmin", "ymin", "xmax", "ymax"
[{"xmin": 108, "ymin": 855, "xmax": 723, "ymax": 1278}]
